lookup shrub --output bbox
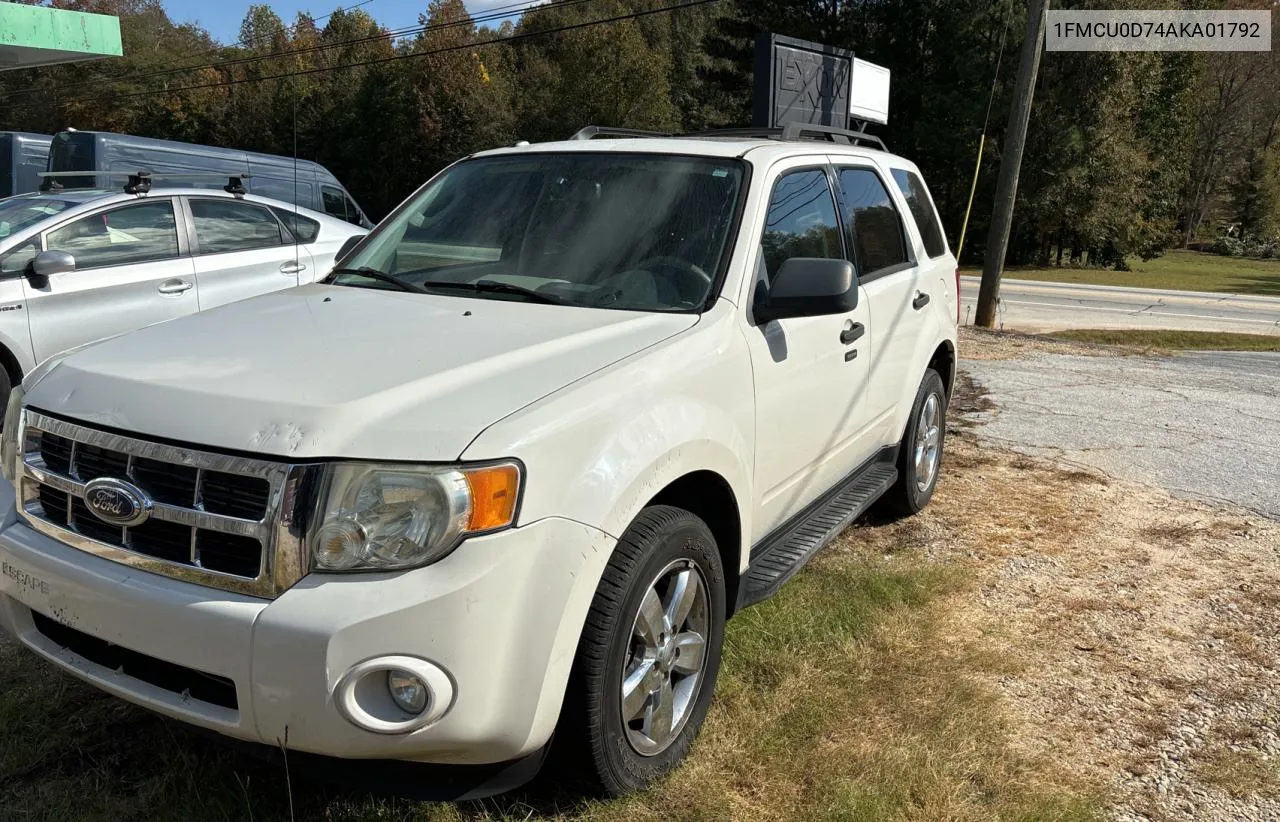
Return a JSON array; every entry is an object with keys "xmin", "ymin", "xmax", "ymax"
[{"xmin": 1210, "ymin": 236, "xmax": 1245, "ymax": 256}]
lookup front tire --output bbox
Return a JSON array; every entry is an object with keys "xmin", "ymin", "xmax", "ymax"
[
  {"xmin": 553, "ymin": 505, "xmax": 726, "ymax": 796},
  {"xmin": 878, "ymin": 368, "xmax": 947, "ymax": 517}
]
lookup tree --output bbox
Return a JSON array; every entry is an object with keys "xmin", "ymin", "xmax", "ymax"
[
  {"xmin": 511, "ymin": 0, "xmax": 680, "ymax": 141},
  {"xmin": 408, "ymin": 0, "xmax": 515, "ymax": 174}
]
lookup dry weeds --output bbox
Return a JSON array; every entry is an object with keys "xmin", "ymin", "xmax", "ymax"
[{"xmin": 959, "ymin": 325, "xmax": 1138, "ymax": 360}]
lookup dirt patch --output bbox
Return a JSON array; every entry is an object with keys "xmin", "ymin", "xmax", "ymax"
[{"xmin": 960, "ymin": 325, "xmax": 1139, "ymax": 360}]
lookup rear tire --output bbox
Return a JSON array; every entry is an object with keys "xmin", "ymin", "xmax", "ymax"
[
  {"xmin": 552, "ymin": 505, "xmax": 726, "ymax": 796},
  {"xmin": 878, "ymin": 368, "xmax": 947, "ymax": 517}
]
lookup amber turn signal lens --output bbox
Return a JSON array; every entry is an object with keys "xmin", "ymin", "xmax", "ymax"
[{"xmin": 463, "ymin": 463, "xmax": 520, "ymax": 532}]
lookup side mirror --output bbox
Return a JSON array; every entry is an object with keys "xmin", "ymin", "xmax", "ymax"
[
  {"xmin": 754, "ymin": 258, "xmax": 857, "ymax": 323},
  {"xmin": 30, "ymin": 250, "xmax": 75, "ymax": 287},
  {"xmin": 335, "ymin": 235, "xmax": 363, "ymax": 265}
]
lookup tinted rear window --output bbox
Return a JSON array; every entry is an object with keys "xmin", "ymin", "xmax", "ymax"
[
  {"xmin": 837, "ymin": 168, "xmax": 909, "ymax": 276},
  {"xmin": 269, "ymin": 206, "xmax": 320, "ymax": 243},
  {"xmin": 891, "ymin": 169, "xmax": 948, "ymax": 258}
]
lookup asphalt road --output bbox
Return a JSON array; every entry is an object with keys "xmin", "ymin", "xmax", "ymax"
[
  {"xmin": 963, "ymin": 348, "xmax": 1280, "ymax": 519},
  {"xmin": 960, "ymin": 276, "xmax": 1280, "ymax": 335}
]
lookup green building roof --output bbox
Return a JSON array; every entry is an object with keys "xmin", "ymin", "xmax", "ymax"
[{"xmin": 0, "ymin": 4, "xmax": 123, "ymax": 71}]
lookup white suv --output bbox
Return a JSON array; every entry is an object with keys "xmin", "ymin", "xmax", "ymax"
[
  {"xmin": 0, "ymin": 127, "xmax": 957, "ymax": 798},
  {"xmin": 0, "ymin": 185, "xmax": 366, "ymax": 407}
]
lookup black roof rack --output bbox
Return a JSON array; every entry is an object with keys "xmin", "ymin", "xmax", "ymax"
[
  {"xmin": 125, "ymin": 171, "xmax": 151, "ymax": 195},
  {"xmin": 684, "ymin": 127, "xmax": 784, "ymax": 140},
  {"xmin": 569, "ymin": 125, "xmax": 673, "ymax": 141},
  {"xmin": 688, "ymin": 124, "xmax": 886, "ymax": 151},
  {"xmin": 570, "ymin": 123, "xmax": 887, "ymax": 151},
  {"xmin": 36, "ymin": 169, "xmax": 254, "ymax": 197},
  {"xmin": 779, "ymin": 122, "xmax": 887, "ymax": 151}
]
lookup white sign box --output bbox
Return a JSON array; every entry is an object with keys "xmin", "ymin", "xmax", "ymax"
[{"xmin": 849, "ymin": 58, "xmax": 890, "ymax": 125}]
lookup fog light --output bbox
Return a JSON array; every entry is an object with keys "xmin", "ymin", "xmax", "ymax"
[
  {"xmin": 335, "ymin": 655, "xmax": 454, "ymax": 734},
  {"xmin": 387, "ymin": 669, "xmax": 428, "ymax": 714}
]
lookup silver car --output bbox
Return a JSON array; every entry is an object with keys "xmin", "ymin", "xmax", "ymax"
[{"xmin": 0, "ymin": 186, "xmax": 366, "ymax": 405}]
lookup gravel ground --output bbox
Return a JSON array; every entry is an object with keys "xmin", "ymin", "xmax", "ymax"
[
  {"xmin": 950, "ymin": 329, "xmax": 1280, "ymax": 821},
  {"xmin": 959, "ymin": 329, "xmax": 1280, "ymax": 519}
]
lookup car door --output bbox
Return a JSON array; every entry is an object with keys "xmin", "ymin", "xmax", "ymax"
[
  {"xmin": 832, "ymin": 161, "xmax": 925, "ymax": 444},
  {"xmin": 0, "ymin": 238, "xmax": 39, "ymax": 369},
  {"xmin": 25, "ymin": 198, "xmax": 197, "ymax": 363},
  {"xmin": 743, "ymin": 162, "xmax": 878, "ymax": 538},
  {"xmin": 184, "ymin": 197, "xmax": 314, "ymax": 310}
]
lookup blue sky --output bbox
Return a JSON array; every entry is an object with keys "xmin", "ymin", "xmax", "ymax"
[{"xmin": 163, "ymin": 0, "xmax": 524, "ymax": 45}]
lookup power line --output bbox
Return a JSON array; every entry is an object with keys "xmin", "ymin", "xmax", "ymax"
[
  {"xmin": 47, "ymin": 0, "xmax": 376, "ymax": 95},
  {"xmin": 56, "ymin": 0, "xmax": 716, "ymax": 106},
  {"xmin": 8, "ymin": 0, "xmax": 589, "ymax": 102}
]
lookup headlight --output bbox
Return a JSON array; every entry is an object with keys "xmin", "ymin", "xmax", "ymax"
[
  {"xmin": 309, "ymin": 461, "xmax": 521, "ymax": 572},
  {"xmin": 0, "ymin": 385, "xmax": 25, "ymax": 484}
]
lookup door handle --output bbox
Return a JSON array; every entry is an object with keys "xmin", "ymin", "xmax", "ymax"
[
  {"xmin": 157, "ymin": 279, "xmax": 193, "ymax": 295},
  {"xmin": 840, "ymin": 322, "xmax": 865, "ymax": 344},
  {"xmin": 280, "ymin": 262, "xmax": 307, "ymax": 275},
  {"xmin": 912, "ymin": 291, "xmax": 931, "ymax": 310}
]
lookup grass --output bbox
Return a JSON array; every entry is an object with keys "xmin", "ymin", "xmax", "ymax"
[
  {"xmin": 959, "ymin": 249, "xmax": 1280, "ymax": 296},
  {"xmin": 1198, "ymin": 747, "xmax": 1280, "ymax": 800},
  {"xmin": 1042, "ymin": 329, "xmax": 1280, "ymax": 352},
  {"xmin": 0, "ymin": 524, "xmax": 1101, "ymax": 821}
]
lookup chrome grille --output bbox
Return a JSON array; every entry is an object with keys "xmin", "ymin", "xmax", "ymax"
[{"xmin": 16, "ymin": 410, "xmax": 319, "ymax": 599}]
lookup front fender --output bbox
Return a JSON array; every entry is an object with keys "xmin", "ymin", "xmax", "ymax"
[
  {"xmin": 0, "ymin": 280, "xmax": 35, "ymax": 378},
  {"xmin": 459, "ymin": 304, "xmax": 754, "ymax": 739},
  {"xmin": 463, "ymin": 301, "xmax": 754, "ymax": 565}
]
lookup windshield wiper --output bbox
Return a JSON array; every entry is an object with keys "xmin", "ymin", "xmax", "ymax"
[
  {"xmin": 330, "ymin": 267, "xmax": 428, "ymax": 294},
  {"xmin": 420, "ymin": 279, "xmax": 566, "ymax": 305}
]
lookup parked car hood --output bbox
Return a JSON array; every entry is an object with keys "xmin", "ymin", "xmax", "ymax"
[{"xmin": 25, "ymin": 283, "xmax": 698, "ymax": 461}]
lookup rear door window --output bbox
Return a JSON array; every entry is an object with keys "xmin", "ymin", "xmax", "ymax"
[
  {"xmin": 891, "ymin": 169, "xmax": 948, "ymax": 258},
  {"xmin": 46, "ymin": 200, "xmax": 180, "ymax": 269},
  {"xmin": 189, "ymin": 199, "xmax": 286, "ymax": 254},
  {"xmin": 835, "ymin": 168, "xmax": 910, "ymax": 278}
]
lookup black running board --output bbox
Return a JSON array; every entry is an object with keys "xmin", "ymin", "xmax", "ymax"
[{"xmin": 737, "ymin": 447, "xmax": 899, "ymax": 611}]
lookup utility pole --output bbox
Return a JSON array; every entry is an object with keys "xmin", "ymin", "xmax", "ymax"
[{"xmin": 974, "ymin": 0, "xmax": 1050, "ymax": 328}]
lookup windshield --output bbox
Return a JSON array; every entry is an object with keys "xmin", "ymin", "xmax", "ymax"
[
  {"xmin": 0, "ymin": 196, "xmax": 76, "ymax": 240},
  {"xmin": 334, "ymin": 153, "xmax": 746, "ymax": 311}
]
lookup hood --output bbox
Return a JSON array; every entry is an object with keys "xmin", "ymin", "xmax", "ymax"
[{"xmin": 26, "ymin": 283, "xmax": 698, "ymax": 460}]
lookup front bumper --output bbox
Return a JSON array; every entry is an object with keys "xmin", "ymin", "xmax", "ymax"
[{"xmin": 0, "ymin": 508, "xmax": 615, "ymax": 767}]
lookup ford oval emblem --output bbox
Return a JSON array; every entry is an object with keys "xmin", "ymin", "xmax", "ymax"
[{"xmin": 83, "ymin": 478, "xmax": 152, "ymax": 527}]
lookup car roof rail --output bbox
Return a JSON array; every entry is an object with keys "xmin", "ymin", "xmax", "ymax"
[
  {"xmin": 565, "ymin": 123, "xmax": 887, "ymax": 150},
  {"xmin": 685, "ymin": 127, "xmax": 785, "ymax": 140},
  {"xmin": 779, "ymin": 122, "xmax": 888, "ymax": 151},
  {"xmin": 36, "ymin": 169, "xmax": 254, "ymax": 197},
  {"xmin": 680, "ymin": 124, "xmax": 888, "ymax": 151},
  {"xmin": 569, "ymin": 125, "xmax": 673, "ymax": 141}
]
